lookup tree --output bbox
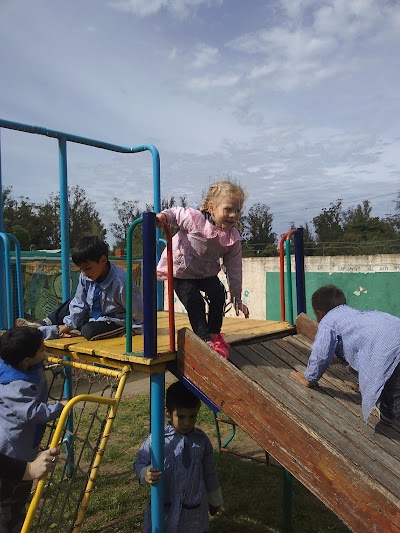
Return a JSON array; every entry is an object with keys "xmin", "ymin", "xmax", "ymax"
[
  {"xmin": 312, "ymin": 200, "xmax": 344, "ymax": 255},
  {"xmin": 341, "ymin": 200, "xmax": 399, "ymax": 254},
  {"xmin": 110, "ymin": 198, "xmax": 141, "ymax": 250},
  {"xmin": 242, "ymin": 203, "xmax": 278, "ymax": 256},
  {"xmin": 289, "ymin": 222, "xmax": 316, "ymax": 256},
  {"xmin": 35, "ymin": 185, "xmax": 106, "ymax": 249},
  {"xmin": 2, "ymin": 186, "xmax": 42, "ymax": 250}
]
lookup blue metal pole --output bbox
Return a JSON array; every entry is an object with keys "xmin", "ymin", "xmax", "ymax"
[
  {"xmin": 150, "ymin": 372, "xmax": 165, "ymax": 533},
  {"xmin": 0, "ymin": 130, "xmax": 3, "ymax": 233},
  {"xmin": 0, "ymin": 131, "xmax": 5, "ymax": 329},
  {"xmin": 0, "ymin": 233, "xmax": 12, "ymax": 327},
  {"xmin": 58, "ymin": 137, "xmax": 70, "ymax": 304},
  {"xmin": 7, "ymin": 234, "xmax": 23, "ymax": 318},
  {"xmin": 294, "ymin": 227, "xmax": 306, "ymax": 315},
  {"xmin": 126, "ymin": 217, "xmax": 143, "ymax": 353},
  {"xmin": 143, "ymin": 212, "xmax": 157, "ymax": 358},
  {"xmin": 146, "ymin": 145, "xmax": 163, "ymax": 312},
  {"xmin": 285, "ymin": 239, "xmax": 294, "ymax": 325},
  {"xmin": 143, "ymin": 212, "xmax": 164, "ymax": 532}
]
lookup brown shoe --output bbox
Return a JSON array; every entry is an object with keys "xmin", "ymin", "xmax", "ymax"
[{"xmin": 15, "ymin": 317, "xmax": 45, "ymax": 328}]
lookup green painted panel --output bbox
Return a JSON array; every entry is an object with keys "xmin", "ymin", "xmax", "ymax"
[{"xmin": 266, "ymin": 272, "xmax": 400, "ymax": 322}]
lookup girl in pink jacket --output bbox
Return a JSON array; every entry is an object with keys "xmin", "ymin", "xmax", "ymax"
[{"xmin": 156, "ymin": 180, "xmax": 249, "ymax": 359}]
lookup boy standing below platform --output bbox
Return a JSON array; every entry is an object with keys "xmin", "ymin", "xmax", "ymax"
[{"xmin": 134, "ymin": 381, "xmax": 223, "ymax": 532}]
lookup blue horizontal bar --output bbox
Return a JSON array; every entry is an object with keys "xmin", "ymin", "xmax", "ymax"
[
  {"xmin": 0, "ymin": 118, "xmax": 156, "ymax": 155},
  {"xmin": 167, "ymin": 363, "xmax": 221, "ymax": 413}
]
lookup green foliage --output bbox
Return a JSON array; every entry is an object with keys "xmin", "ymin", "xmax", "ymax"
[
  {"xmin": 309, "ymin": 199, "xmax": 400, "ymax": 255},
  {"xmin": 242, "ymin": 203, "xmax": 278, "ymax": 257},
  {"xmin": 3, "ymin": 182, "xmax": 400, "ymax": 256},
  {"xmin": 2, "ymin": 185, "xmax": 106, "ymax": 250}
]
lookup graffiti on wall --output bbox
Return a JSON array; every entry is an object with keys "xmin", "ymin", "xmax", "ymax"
[{"xmin": 21, "ymin": 261, "xmax": 142, "ymax": 319}]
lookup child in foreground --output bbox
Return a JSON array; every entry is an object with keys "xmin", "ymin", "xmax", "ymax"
[
  {"xmin": 0, "ymin": 327, "xmax": 66, "ymax": 532},
  {"xmin": 17, "ymin": 235, "xmax": 143, "ymax": 341},
  {"xmin": 134, "ymin": 381, "xmax": 223, "ymax": 532},
  {"xmin": 156, "ymin": 180, "xmax": 249, "ymax": 359},
  {"xmin": 292, "ymin": 285, "xmax": 400, "ymax": 426}
]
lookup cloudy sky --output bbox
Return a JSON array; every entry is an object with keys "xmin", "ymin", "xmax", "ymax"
[{"xmin": 1, "ymin": 0, "xmax": 399, "ymax": 243}]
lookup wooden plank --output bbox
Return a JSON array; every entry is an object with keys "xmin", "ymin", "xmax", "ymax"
[
  {"xmin": 279, "ymin": 337, "xmax": 400, "ymax": 443},
  {"xmin": 232, "ymin": 343, "xmax": 400, "ymax": 494},
  {"xmin": 177, "ymin": 328, "xmax": 400, "ymax": 533},
  {"xmin": 296, "ymin": 312, "xmax": 318, "ymax": 342}
]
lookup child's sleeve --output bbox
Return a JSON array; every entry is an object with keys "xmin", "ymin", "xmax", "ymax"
[
  {"xmin": 2, "ymin": 381, "xmax": 64, "ymax": 424},
  {"xmin": 63, "ymin": 275, "xmax": 90, "ymax": 329},
  {"xmin": 222, "ymin": 241, "xmax": 243, "ymax": 302},
  {"xmin": 203, "ymin": 437, "xmax": 223, "ymax": 508},
  {"xmin": 304, "ymin": 324, "xmax": 338, "ymax": 382},
  {"xmin": 133, "ymin": 435, "xmax": 152, "ymax": 486}
]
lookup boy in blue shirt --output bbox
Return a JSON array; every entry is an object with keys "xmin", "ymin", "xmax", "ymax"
[
  {"xmin": 18, "ymin": 236, "xmax": 143, "ymax": 341},
  {"xmin": 292, "ymin": 285, "xmax": 400, "ymax": 428},
  {"xmin": 134, "ymin": 381, "xmax": 223, "ymax": 532},
  {"xmin": 0, "ymin": 327, "xmax": 66, "ymax": 532}
]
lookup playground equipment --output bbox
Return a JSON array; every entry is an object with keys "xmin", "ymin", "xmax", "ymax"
[{"xmin": 1, "ymin": 119, "xmax": 399, "ymax": 533}]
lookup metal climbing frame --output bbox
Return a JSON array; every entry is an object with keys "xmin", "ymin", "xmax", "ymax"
[{"xmin": 22, "ymin": 355, "xmax": 131, "ymax": 533}]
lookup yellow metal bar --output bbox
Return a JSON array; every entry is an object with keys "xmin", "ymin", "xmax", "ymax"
[
  {"xmin": 47, "ymin": 355, "xmax": 123, "ymax": 378},
  {"xmin": 72, "ymin": 366, "xmax": 130, "ymax": 531},
  {"xmin": 21, "ymin": 364, "xmax": 130, "ymax": 533}
]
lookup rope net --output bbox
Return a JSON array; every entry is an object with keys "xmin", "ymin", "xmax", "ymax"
[{"xmin": 23, "ymin": 355, "xmax": 129, "ymax": 533}]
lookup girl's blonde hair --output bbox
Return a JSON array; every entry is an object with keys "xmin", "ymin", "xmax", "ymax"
[{"xmin": 199, "ymin": 180, "xmax": 246, "ymax": 211}]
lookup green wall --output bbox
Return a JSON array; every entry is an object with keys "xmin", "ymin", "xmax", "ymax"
[{"xmin": 266, "ymin": 272, "xmax": 400, "ymax": 322}]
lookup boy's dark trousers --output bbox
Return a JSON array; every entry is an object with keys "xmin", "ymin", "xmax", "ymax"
[
  {"xmin": 47, "ymin": 299, "xmax": 124, "ymax": 340},
  {"xmin": 0, "ymin": 478, "xmax": 32, "ymax": 533},
  {"xmin": 173, "ymin": 276, "xmax": 226, "ymax": 342},
  {"xmin": 379, "ymin": 361, "xmax": 400, "ymax": 420}
]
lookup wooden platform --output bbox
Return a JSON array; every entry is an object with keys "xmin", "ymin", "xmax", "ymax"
[
  {"xmin": 176, "ymin": 316, "xmax": 400, "ymax": 533},
  {"xmin": 44, "ymin": 311, "xmax": 294, "ymax": 372}
]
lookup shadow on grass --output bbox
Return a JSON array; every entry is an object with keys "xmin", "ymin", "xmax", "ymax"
[{"xmin": 210, "ymin": 453, "xmax": 351, "ymax": 533}]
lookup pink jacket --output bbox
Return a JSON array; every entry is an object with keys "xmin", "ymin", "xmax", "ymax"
[{"xmin": 157, "ymin": 207, "xmax": 243, "ymax": 301}]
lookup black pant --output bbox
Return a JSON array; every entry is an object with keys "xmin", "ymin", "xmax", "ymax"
[
  {"xmin": 173, "ymin": 276, "xmax": 225, "ymax": 341},
  {"xmin": 379, "ymin": 361, "xmax": 400, "ymax": 420},
  {"xmin": 0, "ymin": 478, "xmax": 32, "ymax": 533},
  {"xmin": 47, "ymin": 299, "xmax": 123, "ymax": 340}
]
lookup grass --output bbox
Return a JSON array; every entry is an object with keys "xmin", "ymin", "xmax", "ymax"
[{"xmin": 81, "ymin": 393, "xmax": 351, "ymax": 533}]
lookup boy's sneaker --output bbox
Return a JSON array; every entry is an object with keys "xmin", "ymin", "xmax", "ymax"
[
  {"xmin": 15, "ymin": 317, "xmax": 46, "ymax": 327},
  {"xmin": 375, "ymin": 406, "xmax": 400, "ymax": 431},
  {"xmin": 207, "ymin": 339, "xmax": 229, "ymax": 360}
]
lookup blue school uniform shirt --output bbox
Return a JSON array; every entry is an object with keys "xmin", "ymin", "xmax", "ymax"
[
  {"xmin": 63, "ymin": 262, "xmax": 143, "ymax": 330},
  {"xmin": 0, "ymin": 360, "xmax": 64, "ymax": 462},
  {"xmin": 304, "ymin": 305, "xmax": 400, "ymax": 421},
  {"xmin": 134, "ymin": 423, "xmax": 223, "ymax": 533}
]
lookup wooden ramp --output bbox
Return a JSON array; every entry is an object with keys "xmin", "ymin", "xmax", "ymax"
[{"xmin": 176, "ymin": 315, "xmax": 400, "ymax": 533}]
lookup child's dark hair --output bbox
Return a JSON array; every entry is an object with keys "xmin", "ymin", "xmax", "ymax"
[
  {"xmin": 166, "ymin": 381, "xmax": 201, "ymax": 412},
  {"xmin": 71, "ymin": 236, "xmax": 109, "ymax": 265},
  {"xmin": 311, "ymin": 285, "xmax": 346, "ymax": 313},
  {"xmin": 0, "ymin": 327, "xmax": 44, "ymax": 367}
]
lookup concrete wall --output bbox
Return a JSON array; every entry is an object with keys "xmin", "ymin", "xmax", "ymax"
[
  {"xmin": 168, "ymin": 254, "xmax": 400, "ymax": 322},
  {"xmin": 17, "ymin": 254, "xmax": 400, "ymax": 323}
]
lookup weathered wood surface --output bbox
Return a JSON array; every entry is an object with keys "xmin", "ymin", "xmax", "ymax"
[
  {"xmin": 44, "ymin": 312, "xmax": 294, "ymax": 363},
  {"xmin": 296, "ymin": 311, "xmax": 318, "ymax": 343},
  {"xmin": 177, "ymin": 327, "xmax": 400, "ymax": 533}
]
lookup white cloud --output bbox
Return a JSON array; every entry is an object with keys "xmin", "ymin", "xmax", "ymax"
[
  {"xmin": 108, "ymin": 0, "xmax": 222, "ymax": 18},
  {"xmin": 185, "ymin": 74, "xmax": 240, "ymax": 90},
  {"xmin": 191, "ymin": 43, "xmax": 219, "ymax": 69},
  {"xmin": 0, "ymin": 0, "xmax": 399, "ymax": 244}
]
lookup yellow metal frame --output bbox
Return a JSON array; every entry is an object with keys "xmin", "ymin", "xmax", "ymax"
[{"xmin": 22, "ymin": 357, "xmax": 130, "ymax": 533}]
